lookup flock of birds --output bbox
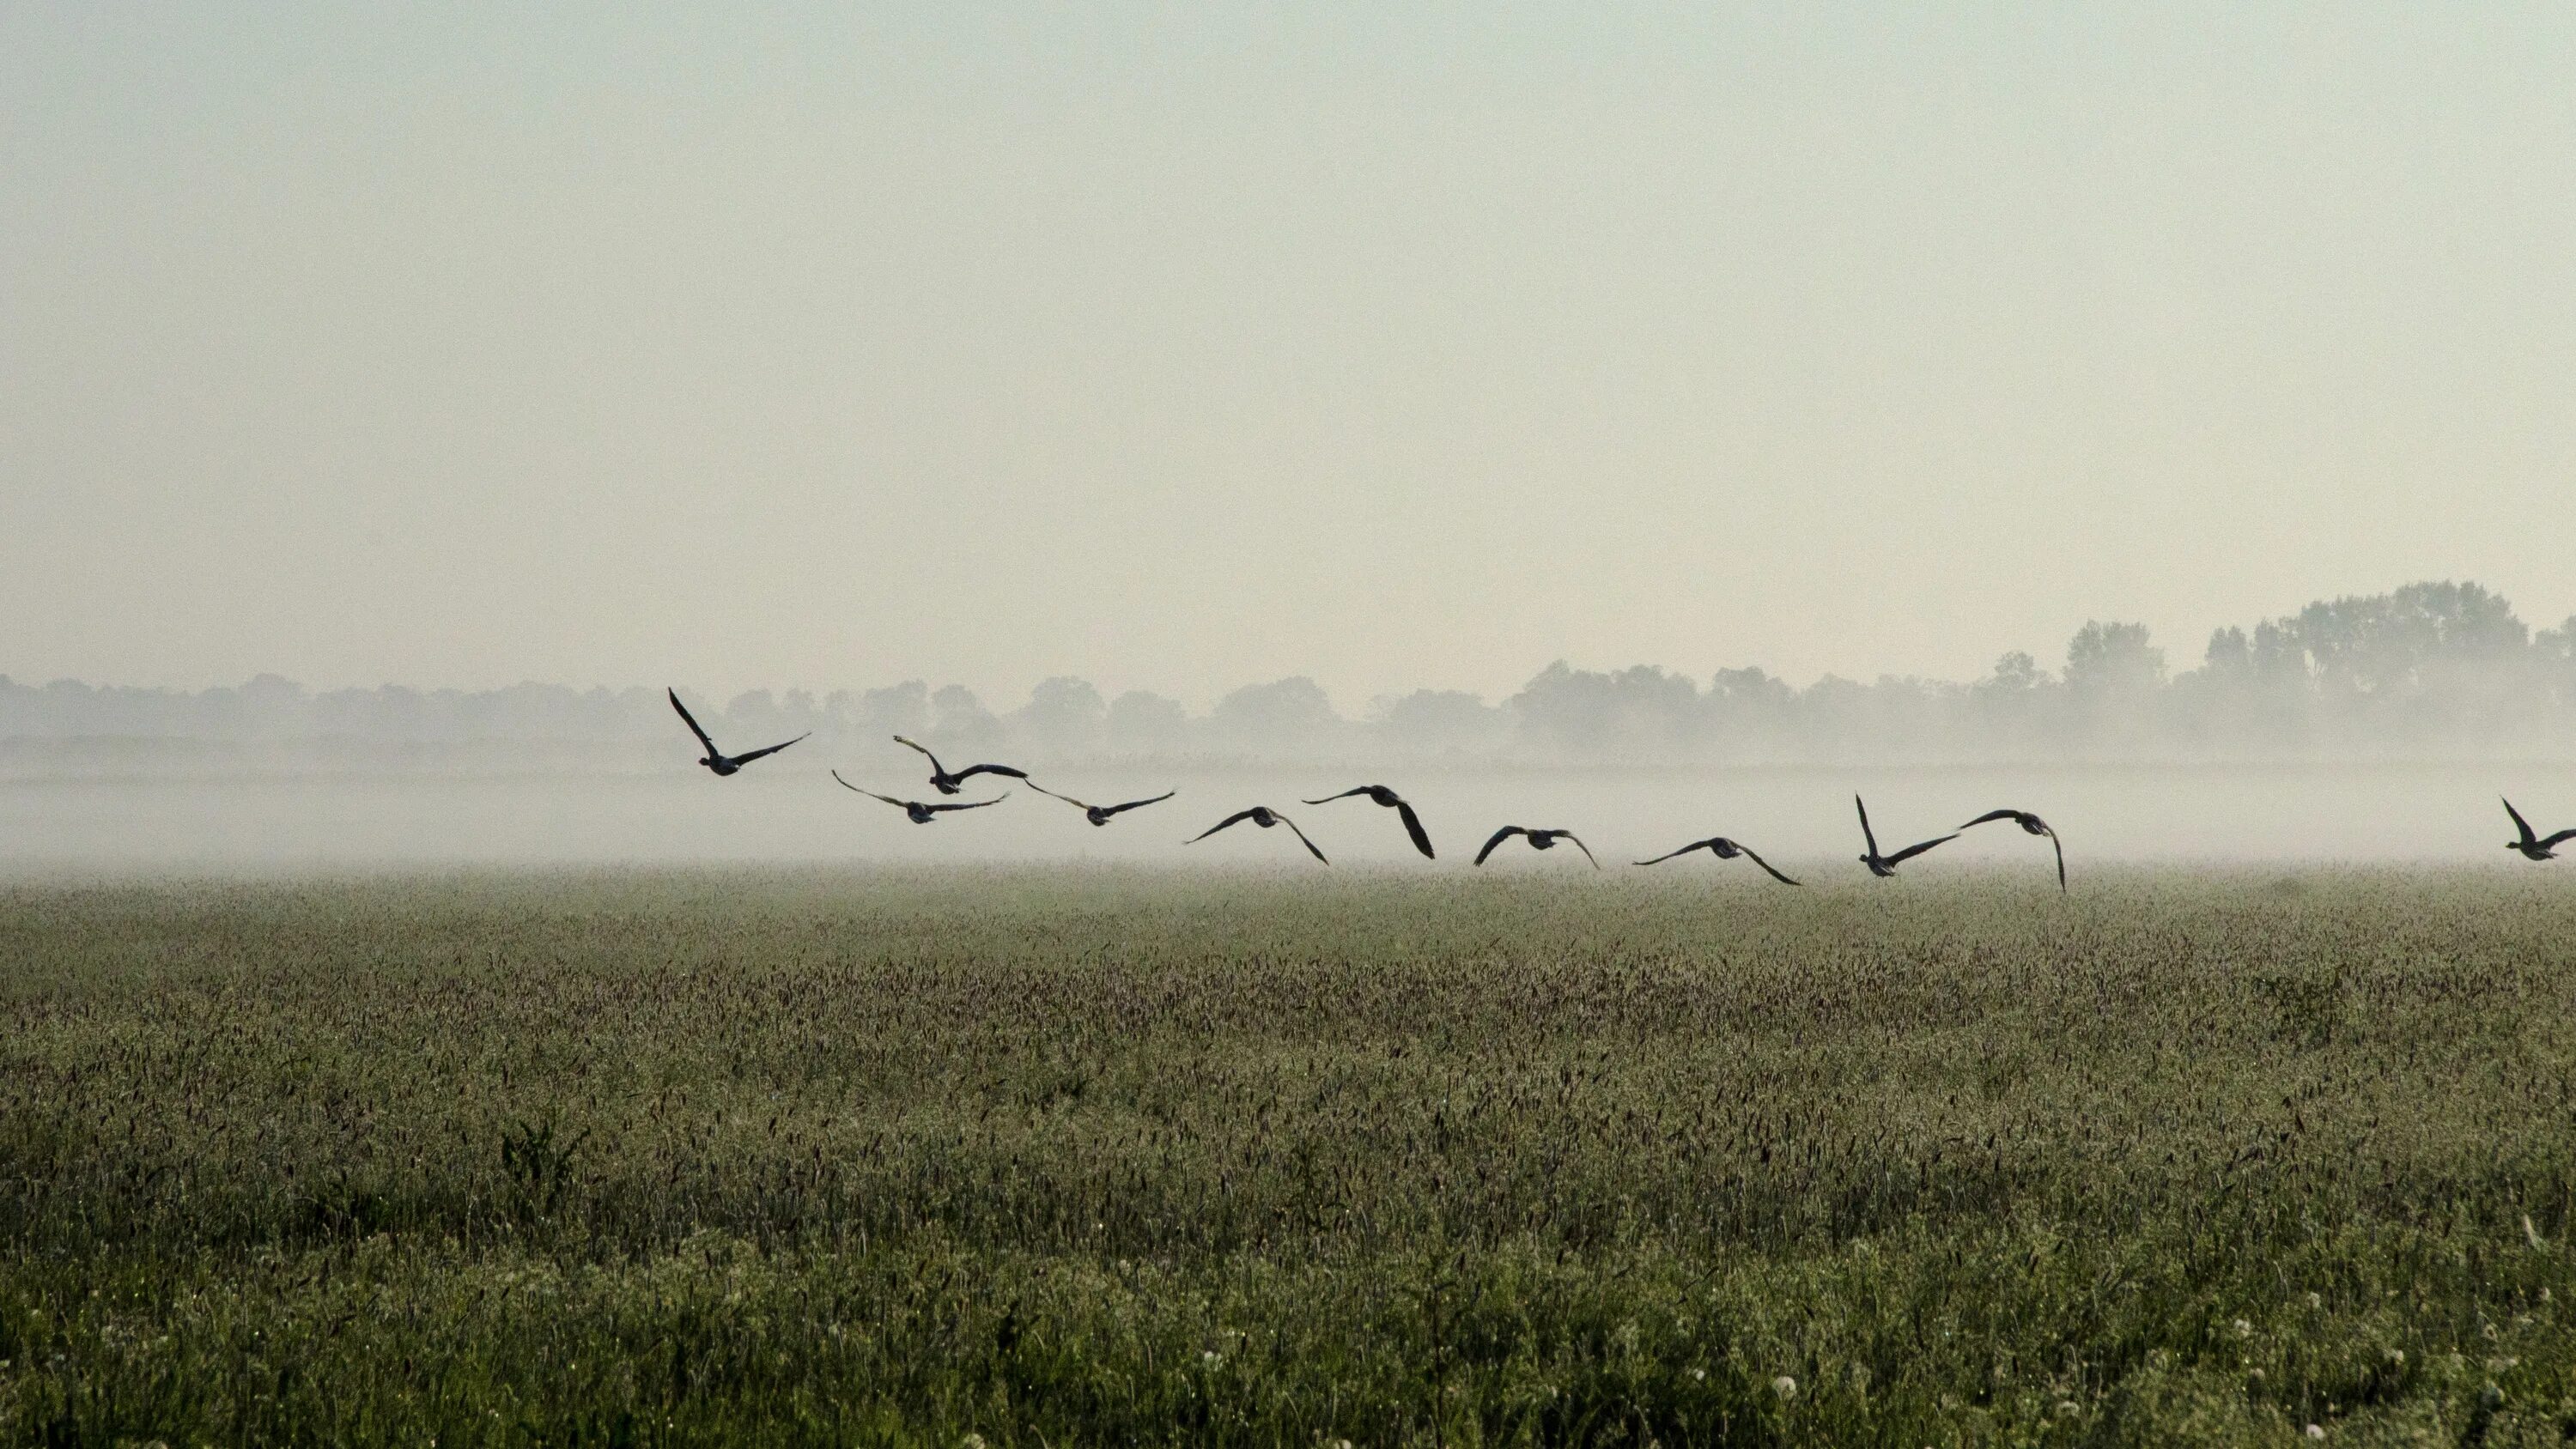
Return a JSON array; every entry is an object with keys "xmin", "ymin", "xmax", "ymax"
[{"xmin": 668, "ymin": 688, "xmax": 2576, "ymax": 882}]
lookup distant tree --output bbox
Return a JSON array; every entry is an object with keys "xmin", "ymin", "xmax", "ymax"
[
  {"xmin": 1508, "ymin": 662, "xmax": 1701, "ymax": 758},
  {"xmin": 1011, "ymin": 676, "xmax": 1108, "ymax": 758},
  {"xmin": 1371, "ymin": 689, "xmax": 1505, "ymax": 757},
  {"xmin": 2064, "ymin": 622, "xmax": 2165, "ymax": 699},
  {"xmin": 856, "ymin": 682, "xmax": 931, "ymax": 740},
  {"xmin": 1208, "ymin": 677, "xmax": 1342, "ymax": 755},
  {"xmin": 1104, "ymin": 690, "xmax": 1188, "ymax": 757},
  {"xmin": 930, "ymin": 685, "xmax": 1004, "ymax": 752}
]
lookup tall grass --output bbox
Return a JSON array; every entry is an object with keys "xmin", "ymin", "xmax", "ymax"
[{"xmin": 3, "ymin": 866, "xmax": 2574, "ymax": 1444}]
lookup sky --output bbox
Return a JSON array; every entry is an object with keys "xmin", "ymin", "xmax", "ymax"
[{"xmin": 5, "ymin": 3, "xmax": 2573, "ymax": 712}]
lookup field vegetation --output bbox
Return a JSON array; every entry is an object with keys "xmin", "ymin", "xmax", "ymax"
[{"xmin": 4, "ymin": 867, "xmax": 2576, "ymax": 1445}]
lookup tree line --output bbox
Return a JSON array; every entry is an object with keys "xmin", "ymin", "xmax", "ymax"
[{"xmin": 8, "ymin": 582, "xmax": 2573, "ymax": 765}]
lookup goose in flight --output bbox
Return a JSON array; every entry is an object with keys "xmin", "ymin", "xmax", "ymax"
[
  {"xmin": 1030, "ymin": 782, "xmax": 1176, "ymax": 827},
  {"xmin": 669, "ymin": 688, "xmax": 807, "ymax": 776},
  {"xmin": 1188, "ymin": 807, "xmax": 1328, "ymax": 864},
  {"xmin": 833, "ymin": 771, "xmax": 1007, "ymax": 824},
  {"xmin": 892, "ymin": 736, "xmax": 1030, "ymax": 796},
  {"xmin": 2504, "ymin": 797, "xmax": 2576, "ymax": 861},
  {"xmin": 1856, "ymin": 795, "xmax": 1955, "ymax": 877},
  {"xmin": 1301, "ymin": 785, "xmax": 1436, "ymax": 858},
  {"xmin": 1633, "ymin": 835, "xmax": 1801, "ymax": 885},
  {"xmin": 1958, "ymin": 808, "xmax": 2066, "ymax": 890},
  {"xmin": 1473, "ymin": 827, "xmax": 1599, "ymax": 869}
]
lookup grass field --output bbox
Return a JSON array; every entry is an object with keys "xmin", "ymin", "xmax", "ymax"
[{"xmin": 5, "ymin": 867, "xmax": 2576, "ymax": 1446}]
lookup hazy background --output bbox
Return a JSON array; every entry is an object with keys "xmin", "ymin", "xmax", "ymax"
[{"xmin": 7, "ymin": 5, "xmax": 2574, "ymax": 868}]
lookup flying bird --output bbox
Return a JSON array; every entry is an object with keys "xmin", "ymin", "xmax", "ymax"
[
  {"xmin": 1029, "ymin": 782, "xmax": 1176, "ymax": 827},
  {"xmin": 668, "ymin": 688, "xmax": 807, "ymax": 776},
  {"xmin": 1633, "ymin": 835, "xmax": 1801, "ymax": 885},
  {"xmin": 1473, "ymin": 827, "xmax": 1599, "ymax": 869},
  {"xmin": 1301, "ymin": 785, "xmax": 1437, "ymax": 858},
  {"xmin": 833, "ymin": 771, "xmax": 1007, "ymax": 824},
  {"xmin": 1188, "ymin": 807, "xmax": 1328, "ymax": 864},
  {"xmin": 1855, "ymin": 795, "xmax": 1956, "ymax": 877},
  {"xmin": 892, "ymin": 736, "xmax": 1030, "ymax": 796},
  {"xmin": 2503, "ymin": 797, "xmax": 2576, "ymax": 861},
  {"xmin": 1959, "ymin": 808, "xmax": 2067, "ymax": 891}
]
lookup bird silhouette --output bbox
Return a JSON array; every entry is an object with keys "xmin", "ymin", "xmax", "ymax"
[
  {"xmin": 1633, "ymin": 835, "xmax": 1801, "ymax": 885},
  {"xmin": 1856, "ymin": 795, "xmax": 1956, "ymax": 877},
  {"xmin": 833, "ymin": 771, "xmax": 1006, "ymax": 824},
  {"xmin": 1188, "ymin": 807, "xmax": 1328, "ymax": 864},
  {"xmin": 1959, "ymin": 808, "xmax": 2066, "ymax": 891},
  {"xmin": 669, "ymin": 688, "xmax": 807, "ymax": 776},
  {"xmin": 2503, "ymin": 797, "xmax": 2576, "ymax": 861},
  {"xmin": 1301, "ymin": 785, "xmax": 1436, "ymax": 858},
  {"xmin": 1473, "ymin": 827, "xmax": 1599, "ymax": 869},
  {"xmin": 892, "ymin": 736, "xmax": 1030, "ymax": 796},
  {"xmin": 1029, "ymin": 782, "xmax": 1176, "ymax": 827}
]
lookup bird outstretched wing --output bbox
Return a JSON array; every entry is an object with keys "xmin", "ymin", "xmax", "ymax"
[
  {"xmin": 1733, "ymin": 843, "xmax": 1802, "ymax": 887},
  {"xmin": 1275, "ymin": 814, "xmax": 1330, "ymax": 864},
  {"xmin": 1632, "ymin": 839, "xmax": 1708, "ymax": 866},
  {"xmin": 951, "ymin": 763, "xmax": 1030, "ymax": 783},
  {"xmin": 1886, "ymin": 833, "xmax": 1958, "ymax": 866},
  {"xmin": 668, "ymin": 689, "xmax": 718, "ymax": 753},
  {"xmin": 1300, "ymin": 786, "xmax": 1373, "ymax": 804},
  {"xmin": 1026, "ymin": 782, "xmax": 1093, "ymax": 811},
  {"xmin": 2539, "ymin": 828, "xmax": 2576, "ymax": 852},
  {"xmin": 1099, "ymin": 791, "xmax": 1176, "ymax": 818},
  {"xmin": 1855, "ymin": 795, "xmax": 1881, "ymax": 858},
  {"xmin": 1190, "ymin": 809, "xmax": 1264, "ymax": 843},
  {"xmin": 1562, "ymin": 834, "xmax": 1601, "ymax": 869},
  {"xmin": 892, "ymin": 736, "xmax": 945, "ymax": 773},
  {"xmin": 1473, "ymin": 827, "xmax": 1528, "ymax": 865},
  {"xmin": 2050, "ymin": 832, "xmax": 2067, "ymax": 892},
  {"xmin": 1393, "ymin": 798, "xmax": 1436, "ymax": 859},
  {"xmin": 729, "ymin": 733, "xmax": 808, "ymax": 767},
  {"xmin": 2505, "ymin": 797, "xmax": 2539, "ymax": 848},
  {"xmin": 1958, "ymin": 808, "xmax": 2025, "ymax": 830},
  {"xmin": 928, "ymin": 794, "xmax": 1008, "ymax": 813},
  {"xmin": 830, "ymin": 771, "xmax": 910, "ymax": 809}
]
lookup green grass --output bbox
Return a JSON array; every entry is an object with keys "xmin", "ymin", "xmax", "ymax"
[{"xmin": 5, "ymin": 866, "xmax": 2576, "ymax": 1445}]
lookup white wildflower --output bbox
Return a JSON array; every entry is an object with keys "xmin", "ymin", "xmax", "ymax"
[
  {"xmin": 2305, "ymin": 1292, "xmax": 2323, "ymax": 1309},
  {"xmin": 1772, "ymin": 1375, "xmax": 1797, "ymax": 1398},
  {"xmin": 1691, "ymin": 1368, "xmax": 1705, "ymax": 1382},
  {"xmin": 2233, "ymin": 1318, "xmax": 2253, "ymax": 1338},
  {"xmin": 1201, "ymin": 1349, "xmax": 1223, "ymax": 1368},
  {"xmin": 2385, "ymin": 1348, "xmax": 2404, "ymax": 1364},
  {"xmin": 2306, "ymin": 1426, "xmax": 2325, "ymax": 1440},
  {"xmin": 2056, "ymin": 1400, "xmax": 2079, "ymax": 1418}
]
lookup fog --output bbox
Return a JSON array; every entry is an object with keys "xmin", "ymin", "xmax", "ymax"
[{"xmin": 9, "ymin": 758, "xmax": 2575, "ymax": 876}]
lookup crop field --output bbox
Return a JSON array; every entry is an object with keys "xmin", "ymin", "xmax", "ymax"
[{"xmin": 4, "ymin": 867, "xmax": 2576, "ymax": 1446}]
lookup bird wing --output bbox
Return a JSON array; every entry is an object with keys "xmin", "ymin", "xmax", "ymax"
[
  {"xmin": 1393, "ymin": 799, "xmax": 1436, "ymax": 859},
  {"xmin": 928, "ymin": 793, "xmax": 1008, "ymax": 812},
  {"xmin": 1563, "ymin": 834, "xmax": 1601, "ymax": 869},
  {"xmin": 1189, "ymin": 809, "xmax": 1263, "ymax": 843},
  {"xmin": 728, "ymin": 733, "xmax": 808, "ymax": 766},
  {"xmin": 1886, "ymin": 833, "xmax": 1959, "ymax": 865},
  {"xmin": 1855, "ymin": 795, "xmax": 1881, "ymax": 857},
  {"xmin": 2050, "ymin": 832, "xmax": 2067, "ymax": 892},
  {"xmin": 2505, "ymin": 797, "xmax": 2539, "ymax": 847},
  {"xmin": 2539, "ymin": 828, "xmax": 2576, "ymax": 851},
  {"xmin": 1299, "ymin": 786, "xmax": 1372, "ymax": 805},
  {"xmin": 1025, "ymin": 781, "xmax": 1091, "ymax": 811},
  {"xmin": 830, "ymin": 771, "xmax": 911, "ymax": 809},
  {"xmin": 1473, "ymin": 827, "xmax": 1527, "ymax": 865},
  {"xmin": 952, "ymin": 763, "xmax": 1030, "ymax": 782},
  {"xmin": 1277, "ymin": 815, "xmax": 1330, "ymax": 864},
  {"xmin": 667, "ymin": 688, "xmax": 718, "ymax": 753},
  {"xmin": 892, "ymin": 736, "xmax": 945, "ymax": 773},
  {"xmin": 1099, "ymin": 791, "xmax": 1176, "ymax": 817},
  {"xmin": 1958, "ymin": 808, "xmax": 2023, "ymax": 830},
  {"xmin": 1733, "ymin": 844, "xmax": 1802, "ymax": 887},
  {"xmin": 1631, "ymin": 840, "xmax": 1705, "ymax": 866}
]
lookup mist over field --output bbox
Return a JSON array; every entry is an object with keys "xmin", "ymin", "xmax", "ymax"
[{"xmin": 9, "ymin": 580, "xmax": 2574, "ymax": 870}]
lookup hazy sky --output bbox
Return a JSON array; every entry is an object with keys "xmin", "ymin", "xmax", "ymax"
[{"xmin": 6, "ymin": 3, "xmax": 2573, "ymax": 710}]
